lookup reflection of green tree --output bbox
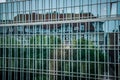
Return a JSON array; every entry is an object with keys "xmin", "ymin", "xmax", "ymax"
[
  {"xmin": 61, "ymin": 38, "xmax": 105, "ymax": 79},
  {"xmin": 0, "ymin": 36, "xmax": 18, "ymax": 69},
  {"xmin": 0, "ymin": 35, "xmax": 106, "ymax": 80},
  {"xmin": 0, "ymin": 36, "xmax": 17, "ymax": 44},
  {"xmin": 29, "ymin": 35, "xmax": 61, "ymax": 80}
]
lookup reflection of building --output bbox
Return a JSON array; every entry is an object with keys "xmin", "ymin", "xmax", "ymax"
[
  {"xmin": 0, "ymin": 0, "xmax": 120, "ymax": 80},
  {"xmin": 14, "ymin": 12, "xmax": 96, "ymax": 23},
  {"xmin": 12, "ymin": 13, "xmax": 104, "ymax": 47},
  {"xmin": 105, "ymin": 32, "xmax": 120, "ymax": 79},
  {"xmin": 0, "ymin": 13, "xmax": 104, "ymax": 47}
]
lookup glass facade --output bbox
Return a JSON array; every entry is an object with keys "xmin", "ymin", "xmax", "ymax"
[{"xmin": 0, "ymin": 0, "xmax": 120, "ymax": 80}]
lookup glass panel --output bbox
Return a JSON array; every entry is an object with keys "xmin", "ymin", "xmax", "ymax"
[
  {"xmin": 25, "ymin": 1, "xmax": 30, "ymax": 11},
  {"xmin": 45, "ymin": 0, "xmax": 49, "ymax": 9},
  {"xmin": 53, "ymin": 0, "xmax": 57, "ymax": 8},
  {"xmin": 75, "ymin": 0, "xmax": 79, "ymax": 6},
  {"xmin": 83, "ymin": 6, "xmax": 88, "ymax": 13},
  {"xmin": 67, "ymin": 0, "xmax": 71, "ymax": 7},
  {"xmin": 92, "ymin": 0, "xmax": 97, "ymax": 4},
  {"xmin": 83, "ymin": 0, "xmax": 88, "ymax": 5},
  {"xmin": 118, "ymin": 2, "xmax": 120, "ymax": 15},
  {"xmin": 101, "ymin": 0, "xmax": 107, "ymax": 3},
  {"xmin": 111, "ymin": 2, "xmax": 117, "ymax": 15},
  {"xmin": 92, "ymin": 5, "xmax": 97, "ymax": 16},
  {"xmin": 60, "ymin": 0, "xmax": 63, "ymax": 7},
  {"xmin": 101, "ymin": 4, "xmax": 106, "ymax": 16},
  {"xmin": 32, "ymin": 0, "xmax": 36, "ymax": 10}
]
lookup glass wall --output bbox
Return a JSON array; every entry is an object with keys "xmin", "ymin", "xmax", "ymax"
[
  {"xmin": 0, "ymin": 0, "xmax": 120, "ymax": 80},
  {"xmin": 0, "ymin": 0, "xmax": 120, "ymax": 24}
]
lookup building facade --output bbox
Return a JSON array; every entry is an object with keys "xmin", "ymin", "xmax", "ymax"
[{"xmin": 0, "ymin": 0, "xmax": 120, "ymax": 80}]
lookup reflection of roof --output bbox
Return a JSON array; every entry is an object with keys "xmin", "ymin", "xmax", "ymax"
[{"xmin": 14, "ymin": 12, "xmax": 96, "ymax": 22}]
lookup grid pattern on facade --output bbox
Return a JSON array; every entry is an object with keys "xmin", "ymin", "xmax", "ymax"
[{"xmin": 0, "ymin": 0, "xmax": 120, "ymax": 80}]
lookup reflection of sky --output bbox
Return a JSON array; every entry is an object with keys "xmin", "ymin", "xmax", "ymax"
[
  {"xmin": 0, "ymin": 0, "xmax": 6, "ymax": 3},
  {"xmin": 0, "ymin": 0, "xmax": 119, "ymax": 18},
  {"xmin": 0, "ymin": 0, "xmax": 120, "ymax": 32}
]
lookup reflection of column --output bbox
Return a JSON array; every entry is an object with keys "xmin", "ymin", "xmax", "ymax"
[
  {"xmin": 108, "ymin": 33, "xmax": 119, "ymax": 79},
  {"xmin": 50, "ymin": 49, "xmax": 56, "ymax": 80}
]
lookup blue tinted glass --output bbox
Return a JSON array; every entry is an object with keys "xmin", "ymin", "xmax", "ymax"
[
  {"xmin": 92, "ymin": 5, "xmax": 97, "ymax": 16},
  {"xmin": 83, "ymin": 0, "xmax": 88, "ymax": 5},
  {"xmin": 60, "ymin": 0, "xmax": 63, "ymax": 7},
  {"xmin": 25, "ymin": 1, "xmax": 29, "ymax": 11},
  {"xmin": 45, "ymin": 0, "xmax": 49, "ymax": 9},
  {"xmin": 108, "ymin": 21, "xmax": 115, "ymax": 32},
  {"xmin": 118, "ymin": 2, "xmax": 120, "ymax": 15},
  {"xmin": 111, "ymin": 3, "xmax": 117, "ymax": 15},
  {"xmin": 111, "ymin": 0, "xmax": 117, "ymax": 2},
  {"xmin": 32, "ymin": 0, "xmax": 35, "ymax": 10},
  {"xmin": 75, "ymin": 7, "xmax": 79, "ymax": 13},
  {"xmin": 75, "ymin": 0, "xmax": 80, "ymax": 6},
  {"xmin": 83, "ymin": 6, "xmax": 88, "ymax": 13},
  {"xmin": 101, "ymin": 4, "xmax": 106, "ymax": 16},
  {"xmin": 101, "ymin": 0, "xmax": 106, "ymax": 3},
  {"xmin": 67, "ymin": 0, "xmax": 71, "ymax": 7},
  {"xmin": 52, "ymin": 0, "xmax": 56, "ymax": 8},
  {"xmin": 92, "ymin": 0, "xmax": 97, "ymax": 4},
  {"xmin": 3, "ymin": 3, "xmax": 5, "ymax": 13}
]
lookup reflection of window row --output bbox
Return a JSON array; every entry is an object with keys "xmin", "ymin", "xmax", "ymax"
[{"xmin": 0, "ymin": 22, "xmax": 104, "ymax": 34}]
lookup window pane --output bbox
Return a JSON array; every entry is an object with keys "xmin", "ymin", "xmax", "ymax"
[
  {"xmin": 118, "ymin": 2, "xmax": 120, "ymax": 15},
  {"xmin": 52, "ymin": 0, "xmax": 56, "ymax": 8},
  {"xmin": 75, "ymin": 0, "xmax": 80, "ymax": 6},
  {"xmin": 92, "ymin": 0, "xmax": 97, "ymax": 4},
  {"xmin": 101, "ymin": 4, "xmax": 106, "ymax": 16},
  {"xmin": 92, "ymin": 5, "xmax": 97, "ymax": 16},
  {"xmin": 83, "ymin": 0, "xmax": 88, "ymax": 5},
  {"xmin": 45, "ymin": 0, "xmax": 49, "ymax": 9},
  {"xmin": 67, "ymin": 0, "xmax": 71, "ymax": 7},
  {"xmin": 111, "ymin": 3, "xmax": 117, "ymax": 15},
  {"xmin": 60, "ymin": 0, "xmax": 63, "ymax": 7}
]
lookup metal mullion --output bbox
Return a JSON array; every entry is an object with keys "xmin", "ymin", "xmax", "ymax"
[
  {"xmin": 14, "ymin": 25, "xmax": 18, "ymax": 80},
  {"xmin": 107, "ymin": 21, "xmax": 110, "ymax": 78},
  {"xmin": 46, "ymin": 25, "xmax": 49, "ymax": 80},
  {"xmin": 39, "ymin": 25, "xmax": 42, "ymax": 80},
  {"xmin": 97, "ymin": 22, "xmax": 100, "ymax": 79},
  {"xmin": 76, "ymin": 23, "xmax": 79, "ymax": 80},
  {"xmin": 33, "ymin": 25, "xmax": 35, "ymax": 80},
  {"xmin": 55, "ymin": 24, "xmax": 58, "ymax": 80},
  {"xmin": 103, "ymin": 21, "xmax": 106, "ymax": 78},
  {"xmin": 26, "ymin": 25, "xmax": 30, "ymax": 80},
  {"xmin": 2, "ymin": 26, "xmax": 6, "ymax": 80},
  {"xmin": 10, "ymin": 26, "xmax": 13, "ymax": 80},
  {"xmin": 79, "ymin": 22, "xmax": 82, "ymax": 80},
  {"xmin": 118, "ymin": 20, "xmax": 120, "ymax": 79},
  {"xmin": 114, "ymin": 20, "xmax": 116, "ymax": 79},
  {"xmin": 85, "ymin": 24, "xmax": 87, "ymax": 79},
  {"xmin": 21, "ymin": 26, "xmax": 24, "ymax": 80},
  {"xmin": 7, "ymin": 26, "xmax": 10, "ymax": 80},
  {"xmin": 93, "ymin": 22, "xmax": 96, "ymax": 79},
  {"xmin": 48, "ymin": 24, "xmax": 51, "ymax": 80},
  {"xmin": 35, "ymin": 25, "xmax": 37, "ymax": 80},
  {"xmin": 68, "ymin": 23, "xmax": 70, "ymax": 80},
  {"xmin": 70, "ymin": 23, "xmax": 73, "ymax": 80},
  {"xmin": 88, "ymin": 22, "xmax": 91, "ymax": 79},
  {"xmin": 60, "ymin": 23, "xmax": 63, "ymax": 80},
  {"xmin": 41, "ymin": 24, "xmax": 44, "ymax": 80},
  {"xmin": 63, "ymin": 23, "xmax": 65, "ymax": 80}
]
